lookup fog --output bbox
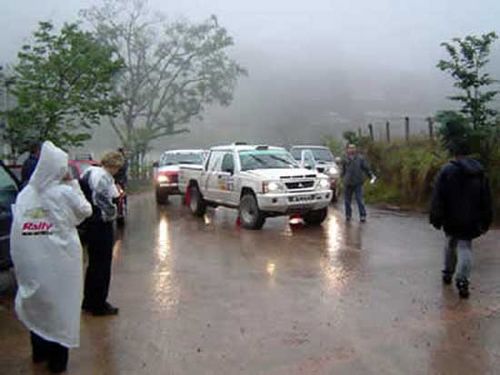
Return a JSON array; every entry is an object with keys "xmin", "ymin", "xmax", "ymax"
[{"xmin": 2, "ymin": 0, "xmax": 500, "ymax": 159}]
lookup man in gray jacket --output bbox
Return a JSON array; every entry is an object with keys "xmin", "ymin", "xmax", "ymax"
[{"xmin": 341, "ymin": 144, "xmax": 375, "ymax": 222}]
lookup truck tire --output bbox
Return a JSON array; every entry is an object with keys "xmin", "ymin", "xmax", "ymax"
[
  {"xmin": 156, "ymin": 189, "xmax": 169, "ymax": 205},
  {"xmin": 239, "ymin": 193, "xmax": 266, "ymax": 230},
  {"xmin": 189, "ymin": 185, "xmax": 206, "ymax": 217},
  {"xmin": 303, "ymin": 207, "xmax": 328, "ymax": 226}
]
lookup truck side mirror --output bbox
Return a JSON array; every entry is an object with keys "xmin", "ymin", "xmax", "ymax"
[{"xmin": 223, "ymin": 167, "xmax": 234, "ymax": 175}]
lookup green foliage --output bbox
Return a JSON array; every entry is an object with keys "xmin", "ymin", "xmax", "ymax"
[
  {"xmin": 6, "ymin": 21, "xmax": 123, "ymax": 152},
  {"xmin": 437, "ymin": 32, "xmax": 498, "ymax": 129},
  {"xmin": 82, "ymin": 0, "xmax": 247, "ymax": 165},
  {"xmin": 342, "ymin": 130, "xmax": 360, "ymax": 145},
  {"xmin": 437, "ymin": 32, "xmax": 499, "ymax": 164},
  {"xmin": 363, "ymin": 139, "xmax": 448, "ymax": 208}
]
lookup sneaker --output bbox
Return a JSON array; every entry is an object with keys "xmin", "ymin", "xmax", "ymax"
[
  {"xmin": 92, "ymin": 302, "xmax": 119, "ymax": 316},
  {"xmin": 345, "ymin": 216, "xmax": 352, "ymax": 222},
  {"xmin": 456, "ymin": 279, "xmax": 470, "ymax": 299},
  {"xmin": 442, "ymin": 272, "xmax": 453, "ymax": 285},
  {"xmin": 360, "ymin": 216, "xmax": 366, "ymax": 223}
]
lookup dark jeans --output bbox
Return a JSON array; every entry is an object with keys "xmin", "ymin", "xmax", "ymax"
[
  {"xmin": 344, "ymin": 184, "xmax": 367, "ymax": 219},
  {"xmin": 30, "ymin": 331, "xmax": 68, "ymax": 373},
  {"xmin": 83, "ymin": 221, "xmax": 114, "ymax": 310}
]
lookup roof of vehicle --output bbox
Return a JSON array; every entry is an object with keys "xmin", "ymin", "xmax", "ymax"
[
  {"xmin": 290, "ymin": 145, "xmax": 330, "ymax": 149},
  {"xmin": 210, "ymin": 144, "xmax": 286, "ymax": 152},
  {"xmin": 161, "ymin": 149, "xmax": 205, "ymax": 155}
]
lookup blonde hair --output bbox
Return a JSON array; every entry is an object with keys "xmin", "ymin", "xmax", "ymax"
[{"xmin": 101, "ymin": 151, "xmax": 125, "ymax": 169}]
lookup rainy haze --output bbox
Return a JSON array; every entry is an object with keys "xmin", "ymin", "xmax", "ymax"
[{"xmin": 1, "ymin": 0, "xmax": 499, "ymax": 159}]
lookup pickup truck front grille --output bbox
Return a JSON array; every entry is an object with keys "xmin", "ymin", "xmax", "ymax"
[
  {"xmin": 280, "ymin": 174, "xmax": 316, "ymax": 180},
  {"xmin": 285, "ymin": 180, "xmax": 315, "ymax": 190}
]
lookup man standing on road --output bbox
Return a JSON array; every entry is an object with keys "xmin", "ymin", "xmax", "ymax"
[
  {"xmin": 340, "ymin": 144, "xmax": 375, "ymax": 222},
  {"xmin": 430, "ymin": 141, "xmax": 493, "ymax": 299}
]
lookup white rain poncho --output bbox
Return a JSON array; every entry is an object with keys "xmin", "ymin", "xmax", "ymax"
[{"xmin": 11, "ymin": 141, "xmax": 92, "ymax": 347}]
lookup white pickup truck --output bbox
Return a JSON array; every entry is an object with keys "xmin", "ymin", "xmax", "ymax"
[{"xmin": 178, "ymin": 144, "xmax": 332, "ymax": 229}]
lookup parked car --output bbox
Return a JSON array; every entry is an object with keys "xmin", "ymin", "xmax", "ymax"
[
  {"xmin": 178, "ymin": 144, "xmax": 332, "ymax": 230},
  {"xmin": 6, "ymin": 164, "xmax": 22, "ymax": 182},
  {"xmin": 69, "ymin": 159, "xmax": 127, "ymax": 226},
  {"xmin": 290, "ymin": 145, "xmax": 340, "ymax": 202},
  {"xmin": 154, "ymin": 149, "xmax": 206, "ymax": 205},
  {"xmin": 0, "ymin": 160, "xmax": 20, "ymax": 294}
]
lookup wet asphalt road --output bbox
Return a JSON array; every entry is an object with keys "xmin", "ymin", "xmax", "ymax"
[{"xmin": 1, "ymin": 192, "xmax": 500, "ymax": 374}]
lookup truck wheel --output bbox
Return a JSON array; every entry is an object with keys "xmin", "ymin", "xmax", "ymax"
[
  {"xmin": 239, "ymin": 193, "xmax": 266, "ymax": 230},
  {"xmin": 189, "ymin": 185, "xmax": 206, "ymax": 217},
  {"xmin": 156, "ymin": 189, "xmax": 168, "ymax": 205},
  {"xmin": 303, "ymin": 207, "xmax": 328, "ymax": 226}
]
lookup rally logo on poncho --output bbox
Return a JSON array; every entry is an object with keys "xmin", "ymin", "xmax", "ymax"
[{"xmin": 22, "ymin": 208, "xmax": 54, "ymax": 236}]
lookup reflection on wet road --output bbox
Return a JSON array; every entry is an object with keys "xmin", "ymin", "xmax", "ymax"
[{"xmin": 1, "ymin": 192, "xmax": 500, "ymax": 374}]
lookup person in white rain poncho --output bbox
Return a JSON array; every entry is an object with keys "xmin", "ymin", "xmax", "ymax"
[{"xmin": 10, "ymin": 141, "xmax": 92, "ymax": 373}]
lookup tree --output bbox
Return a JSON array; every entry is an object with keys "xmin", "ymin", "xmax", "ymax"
[
  {"xmin": 437, "ymin": 32, "xmax": 498, "ymax": 129},
  {"xmin": 6, "ymin": 21, "xmax": 123, "ymax": 153},
  {"xmin": 437, "ymin": 32, "xmax": 499, "ymax": 163},
  {"xmin": 81, "ymin": 0, "xmax": 247, "ymax": 168}
]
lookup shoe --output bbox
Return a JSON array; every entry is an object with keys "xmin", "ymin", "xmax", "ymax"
[
  {"xmin": 91, "ymin": 302, "xmax": 119, "ymax": 316},
  {"xmin": 456, "ymin": 279, "xmax": 470, "ymax": 299},
  {"xmin": 345, "ymin": 216, "xmax": 351, "ymax": 222},
  {"xmin": 442, "ymin": 272, "xmax": 453, "ymax": 285},
  {"xmin": 360, "ymin": 216, "xmax": 366, "ymax": 223}
]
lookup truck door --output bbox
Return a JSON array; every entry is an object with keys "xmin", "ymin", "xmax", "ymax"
[
  {"xmin": 204, "ymin": 151, "xmax": 224, "ymax": 202},
  {"xmin": 218, "ymin": 152, "xmax": 237, "ymax": 205}
]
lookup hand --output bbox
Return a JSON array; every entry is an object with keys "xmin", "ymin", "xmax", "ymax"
[{"xmin": 370, "ymin": 176, "xmax": 377, "ymax": 184}]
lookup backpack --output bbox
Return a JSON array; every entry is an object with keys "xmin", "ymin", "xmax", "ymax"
[{"xmin": 77, "ymin": 172, "xmax": 102, "ymax": 245}]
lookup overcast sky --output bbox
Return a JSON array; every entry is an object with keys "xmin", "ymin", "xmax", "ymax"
[{"xmin": 2, "ymin": 0, "xmax": 499, "ymax": 153}]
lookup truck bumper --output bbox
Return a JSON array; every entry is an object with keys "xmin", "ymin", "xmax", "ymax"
[
  {"xmin": 256, "ymin": 189, "xmax": 332, "ymax": 214},
  {"xmin": 156, "ymin": 183, "xmax": 180, "ymax": 195}
]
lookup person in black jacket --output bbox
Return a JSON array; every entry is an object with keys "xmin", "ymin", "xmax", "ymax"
[
  {"xmin": 20, "ymin": 142, "xmax": 41, "ymax": 187},
  {"xmin": 430, "ymin": 141, "xmax": 493, "ymax": 298}
]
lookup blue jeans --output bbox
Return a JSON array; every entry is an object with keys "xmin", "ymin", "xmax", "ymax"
[
  {"xmin": 344, "ymin": 184, "xmax": 366, "ymax": 219},
  {"xmin": 443, "ymin": 237, "xmax": 472, "ymax": 282}
]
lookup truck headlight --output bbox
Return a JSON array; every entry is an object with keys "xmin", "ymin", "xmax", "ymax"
[
  {"xmin": 157, "ymin": 175, "xmax": 169, "ymax": 183},
  {"xmin": 328, "ymin": 166, "xmax": 339, "ymax": 175},
  {"xmin": 318, "ymin": 178, "xmax": 330, "ymax": 189},
  {"xmin": 263, "ymin": 181, "xmax": 285, "ymax": 193}
]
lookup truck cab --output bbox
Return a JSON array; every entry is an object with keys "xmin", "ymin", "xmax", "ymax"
[{"xmin": 180, "ymin": 144, "xmax": 332, "ymax": 229}]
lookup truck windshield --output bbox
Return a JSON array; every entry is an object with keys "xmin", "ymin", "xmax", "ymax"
[
  {"xmin": 161, "ymin": 152, "xmax": 204, "ymax": 166},
  {"xmin": 239, "ymin": 150, "xmax": 298, "ymax": 171},
  {"xmin": 291, "ymin": 148, "xmax": 334, "ymax": 162}
]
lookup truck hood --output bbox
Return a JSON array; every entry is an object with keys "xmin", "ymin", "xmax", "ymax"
[
  {"xmin": 157, "ymin": 165, "xmax": 181, "ymax": 173},
  {"xmin": 243, "ymin": 168, "xmax": 318, "ymax": 180}
]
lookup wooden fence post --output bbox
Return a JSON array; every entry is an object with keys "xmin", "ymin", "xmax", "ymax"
[
  {"xmin": 368, "ymin": 123, "xmax": 374, "ymax": 141},
  {"xmin": 404, "ymin": 116, "xmax": 410, "ymax": 143},
  {"xmin": 386, "ymin": 121, "xmax": 391, "ymax": 143},
  {"xmin": 427, "ymin": 117, "xmax": 434, "ymax": 140}
]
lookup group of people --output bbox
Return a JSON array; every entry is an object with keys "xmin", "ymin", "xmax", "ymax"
[
  {"xmin": 340, "ymin": 142, "xmax": 493, "ymax": 300},
  {"xmin": 11, "ymin": 141, "xmax": 126, "ymax": 373},
  {"xmin": 8, "ymin": 139, "xmax": 494, "ymax": 373}
]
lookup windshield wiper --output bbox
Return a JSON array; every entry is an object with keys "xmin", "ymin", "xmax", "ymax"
[{"xmin": 269, "ymin": 155, "xmax": 297, "ymax": 167}]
